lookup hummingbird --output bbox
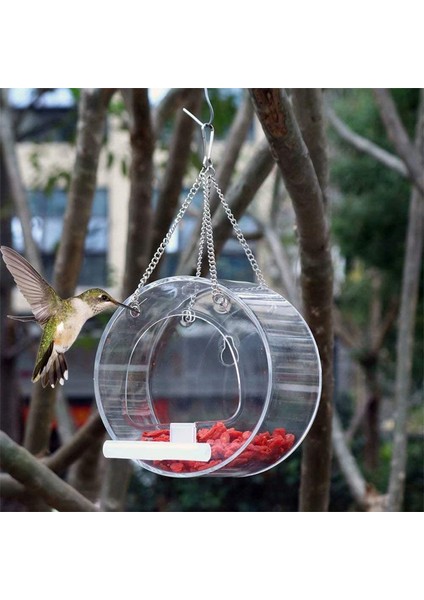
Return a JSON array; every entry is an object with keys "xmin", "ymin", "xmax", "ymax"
[{"xmin": 1, "ymin": 246, "xmax": 132, "ymax": 389}]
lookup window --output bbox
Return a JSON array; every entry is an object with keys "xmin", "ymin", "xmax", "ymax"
[{"xmin": 12, "ymin": 188, "xmax": 109, "ymax": 286}]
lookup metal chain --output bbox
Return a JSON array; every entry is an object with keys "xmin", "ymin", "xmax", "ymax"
[
  {"xmin": 195, "ymin": 189, "xmax": 207, "ymax": 279},
  {"xmin": 132, "ymin": 167, "xmax": 205, "ymax": 300},
  {"xmin": 185, "ymin": 167, "xmax": 219, "ymax": 316},
  {"xmin": 211, "ymin": 176, "xmax": 267, "ymax": 287},
  {"xmin": 202, "ymin": 168, "xmax": 220, "ymax": 299},
  {"xmin": 131, "ymin": 158, "xmax": 266, "ymax": 311}
]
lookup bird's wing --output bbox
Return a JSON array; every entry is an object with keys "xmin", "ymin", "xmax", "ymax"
[{"xmin": 1, "ymin": 246, "xmax": 61, "ymax": 325}]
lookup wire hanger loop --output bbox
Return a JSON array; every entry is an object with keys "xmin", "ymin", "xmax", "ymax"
[{"xmin": 183, "ymin": 88, "xmax": 215, "ymax": 167}]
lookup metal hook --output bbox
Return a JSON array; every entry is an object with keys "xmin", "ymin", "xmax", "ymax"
[
  {"xmin": 183, "ymin": 88, "xmax": 215, "ymax": 166},
  {"xmin": 203, "ymin": 88, "xmax": 214, "ymax": 126}
]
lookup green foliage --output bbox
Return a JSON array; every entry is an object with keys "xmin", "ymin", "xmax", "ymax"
[
  {"xmin": 330, "ymin": 90, "xmax": 418, "ymax": 281},
  {"xmin": 332, "ymin": 159, "xmax": 408, "ymax": 279},
  {"xmin": 331, "ymin": 87, "xmax": 423, "ymax": 379},
  {"xmin": 126, "ymin": 456, "xmax": 302, "ymax": 512}
]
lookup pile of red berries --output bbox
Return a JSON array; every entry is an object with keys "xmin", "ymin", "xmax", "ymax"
[{"xmin": 141, "ymin": 421, "xmax": 295, "ymax": 474}]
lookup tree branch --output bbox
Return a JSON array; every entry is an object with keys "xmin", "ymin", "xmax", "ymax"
[
  {"xmin": 261, "ymin": 222, "xmax": 301, "ymax": 308},
  {"xmin": 45, "ymin": 410, "xmax": 105, "ymax": 473},
  {"xmin": 386, "ymin": 91, "xmax": 424, "ymax": 511},
  {"xmin": 212, "ymin": 138, "xmax": 275, "ymax": 261},
  {"xmin": 53, "ymin": 88, "xmax": 116, "ymax": 298},
  {"xmin": 23, "ymin": 89, "xmax": 115, "ymax": 458},
  {"xmin": 373, "ymin": 88, "xmax": 424, "ymax": 194},
  {"xmin": 332, "ymin": 411, "xmax": 367, "ymax": 508},
  {"xmin": 152, "ymin": 88, "xmax": 194, "ymax": 137},
  {"xmin": 176, "ymin": 92, "xmax": 254, "ymax": 275},
  {"xmin": 250, "ymin": 88, "xmax": 334, "ymax": 512},
  {"xmin": 386, "ymin": 142, "xmax": 424, "ymax": 509},
  {"xmin": 327, "ymin": 106, "xmax": 408, "ymax": 178},
  {"xmin": 1, "ymin": 411, "xmax": 106, "ymax": 506},
  {"xmin": 0, "ymin": 89, "xmax": 43, "ymax": 272},
  {"xmin": 149, "ymin": 89, "xmax": 202, "ymax": 277},
  {"xmin": 122, "ymin": 89, "xmax": 154, "ymax": 297},
  {"xmin": 210, "ymin": 92, "xmax": 254, "ymax": 209},
  {"xmin": 0, "ymin": 430, "xmax": 98, "ymax": 511},
  {"xmin": 292, "ymin": 89, "xmax": 329, "ymax": 203}
]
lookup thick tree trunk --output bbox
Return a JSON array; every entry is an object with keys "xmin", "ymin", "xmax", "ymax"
[
  {"xmin": 292, "ymin": 89, "xmax": 328, "ymax": 203},
  {"xmin": 250, "ymin": 88, "xmax": 334, "ymax": 511},
  {"xmin": 122, "ymin": 89, "xmax": 154, "ymax": 296}
]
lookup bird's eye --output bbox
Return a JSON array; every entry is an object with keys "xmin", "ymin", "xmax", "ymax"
[{"xmin": 100, "ymin": 294, "xmax": 109, "ymax": 301}]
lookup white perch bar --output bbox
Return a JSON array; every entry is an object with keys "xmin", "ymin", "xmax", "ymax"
[{"xmin": 103, "ymin": 440, "xmax": 212, "ymax": 462}]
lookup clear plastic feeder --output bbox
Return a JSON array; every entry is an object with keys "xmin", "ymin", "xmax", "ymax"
[{"xmin": 94, "ymin": 276, "xmax": 321, "ymax": 477}]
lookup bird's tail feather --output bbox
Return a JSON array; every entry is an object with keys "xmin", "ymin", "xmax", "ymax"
[{"xmin": 33, "ymin": 343, "xmax": 68, "ymax": 388}]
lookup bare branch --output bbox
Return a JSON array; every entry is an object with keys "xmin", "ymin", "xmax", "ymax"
[
  {"xmin": 210, "ymin": 92, "xmax": 254, "ymax": 207},
  {"xmin": 45, "ymin": 410, "xmax": 105, "ymax": 473},
  {"xmin": 212, "ymin": 138, "xmax": 275, "ymax": 261},
  {"xmin": 327, "ymin": 106, "xmax": 408, "ymax": 178},
  {"xmin": 23, "ymin": 384, "xmax": 56, "ymax": 455},
  {"xmin": 152, "ymin": 88, "xmax": 194, "ymax": 137},
  {"xmin": 176, "ymin": 92, "xmax": 254, "ymax": 275},
  {"xmin": 0, "ymin": 89, "xmax": 43, "ymax": 272},
  {"xmin": 373, "ymin": 88, "xmax": 424, "ymax": 194},
  {"xmin": 262, "ymin": 223, "xmax": 301, "ymax": 308},
  {"xmin": 386, "ymin": 91, "xmax": 424, "ymax": 510},
  {"xmin": 387, "ymin": 191, "xmax": 423, "ymax": 507},
  {"xmin": 53, "ymin": 88, "xmax": 116, "ymax": 298},
  {"xmin": 100, "ymin": 460, "xmax": 133, "ymax": 512},
  {"xmin": 149, "ymin": 89, "xmax": 202, "ymax": 277},
  {"xmin": 0, "ymin": 430, "xmax": 98, "ymax": 511},
  {"xmin": 250, "ymin": 88, "xmax": 334, "ymax": 512},
  {"xmin": 370, "ymin": 297, "xmax": 399, "ymax": 355},
  {"xmin": 23, "ymin": 89, "xmax": 115, "ymax": 457},
  {"xmin": 332, "ymin": 411, "xmax": 367, "ymax": 507},
  {"xmin": 333, "ymin": 307, "xmax": 360, "ymax": 350}
]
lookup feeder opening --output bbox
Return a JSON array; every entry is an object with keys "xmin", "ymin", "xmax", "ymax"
[{"xmin": 126, "ymin": 314, "xmax": 242, "ymax": 426}]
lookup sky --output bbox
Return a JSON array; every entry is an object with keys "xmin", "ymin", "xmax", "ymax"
[{"xmin": 8, "ymin": 88, "xmax": 168, "ymax": 108}]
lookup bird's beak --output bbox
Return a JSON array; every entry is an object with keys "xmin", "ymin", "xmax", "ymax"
[{"xmin": 112, "ymin": 300, "xmax": 132, "ymax": 310}]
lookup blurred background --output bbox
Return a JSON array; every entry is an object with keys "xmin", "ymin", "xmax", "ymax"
[{"xmin": 0, "ymin": 88, "xmax": 422, "ymax": 511}]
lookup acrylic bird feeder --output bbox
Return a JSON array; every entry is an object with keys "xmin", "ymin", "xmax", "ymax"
[{"xmin": 94, "ymin": 90, "xmax": 321, "ymax": 478}]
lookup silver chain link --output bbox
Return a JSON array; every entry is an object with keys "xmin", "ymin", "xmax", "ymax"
[
  {"xmin": 211, "ymin": 176, "xmax": 267, "ymax": 287},
  {"xmin": 132, "ymin": 160, "xmax": 266, "ymax": 307},
  {"xmin": 132, "ymin": 167, "xmax": 205, "ymax": 302},
  {"xmin": 201, "ymin": 168, "xmax": 220, "ymax": 299}
]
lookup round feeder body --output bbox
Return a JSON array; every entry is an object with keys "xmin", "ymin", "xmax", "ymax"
[{"xmin": 94, "ymin": 277, "xmax": 321, "ymax": 477}]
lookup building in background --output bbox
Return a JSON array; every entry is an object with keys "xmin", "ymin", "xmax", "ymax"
[{"xmin": 7, "ymin": 88, "xmax": 267, "ymax": 405}]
